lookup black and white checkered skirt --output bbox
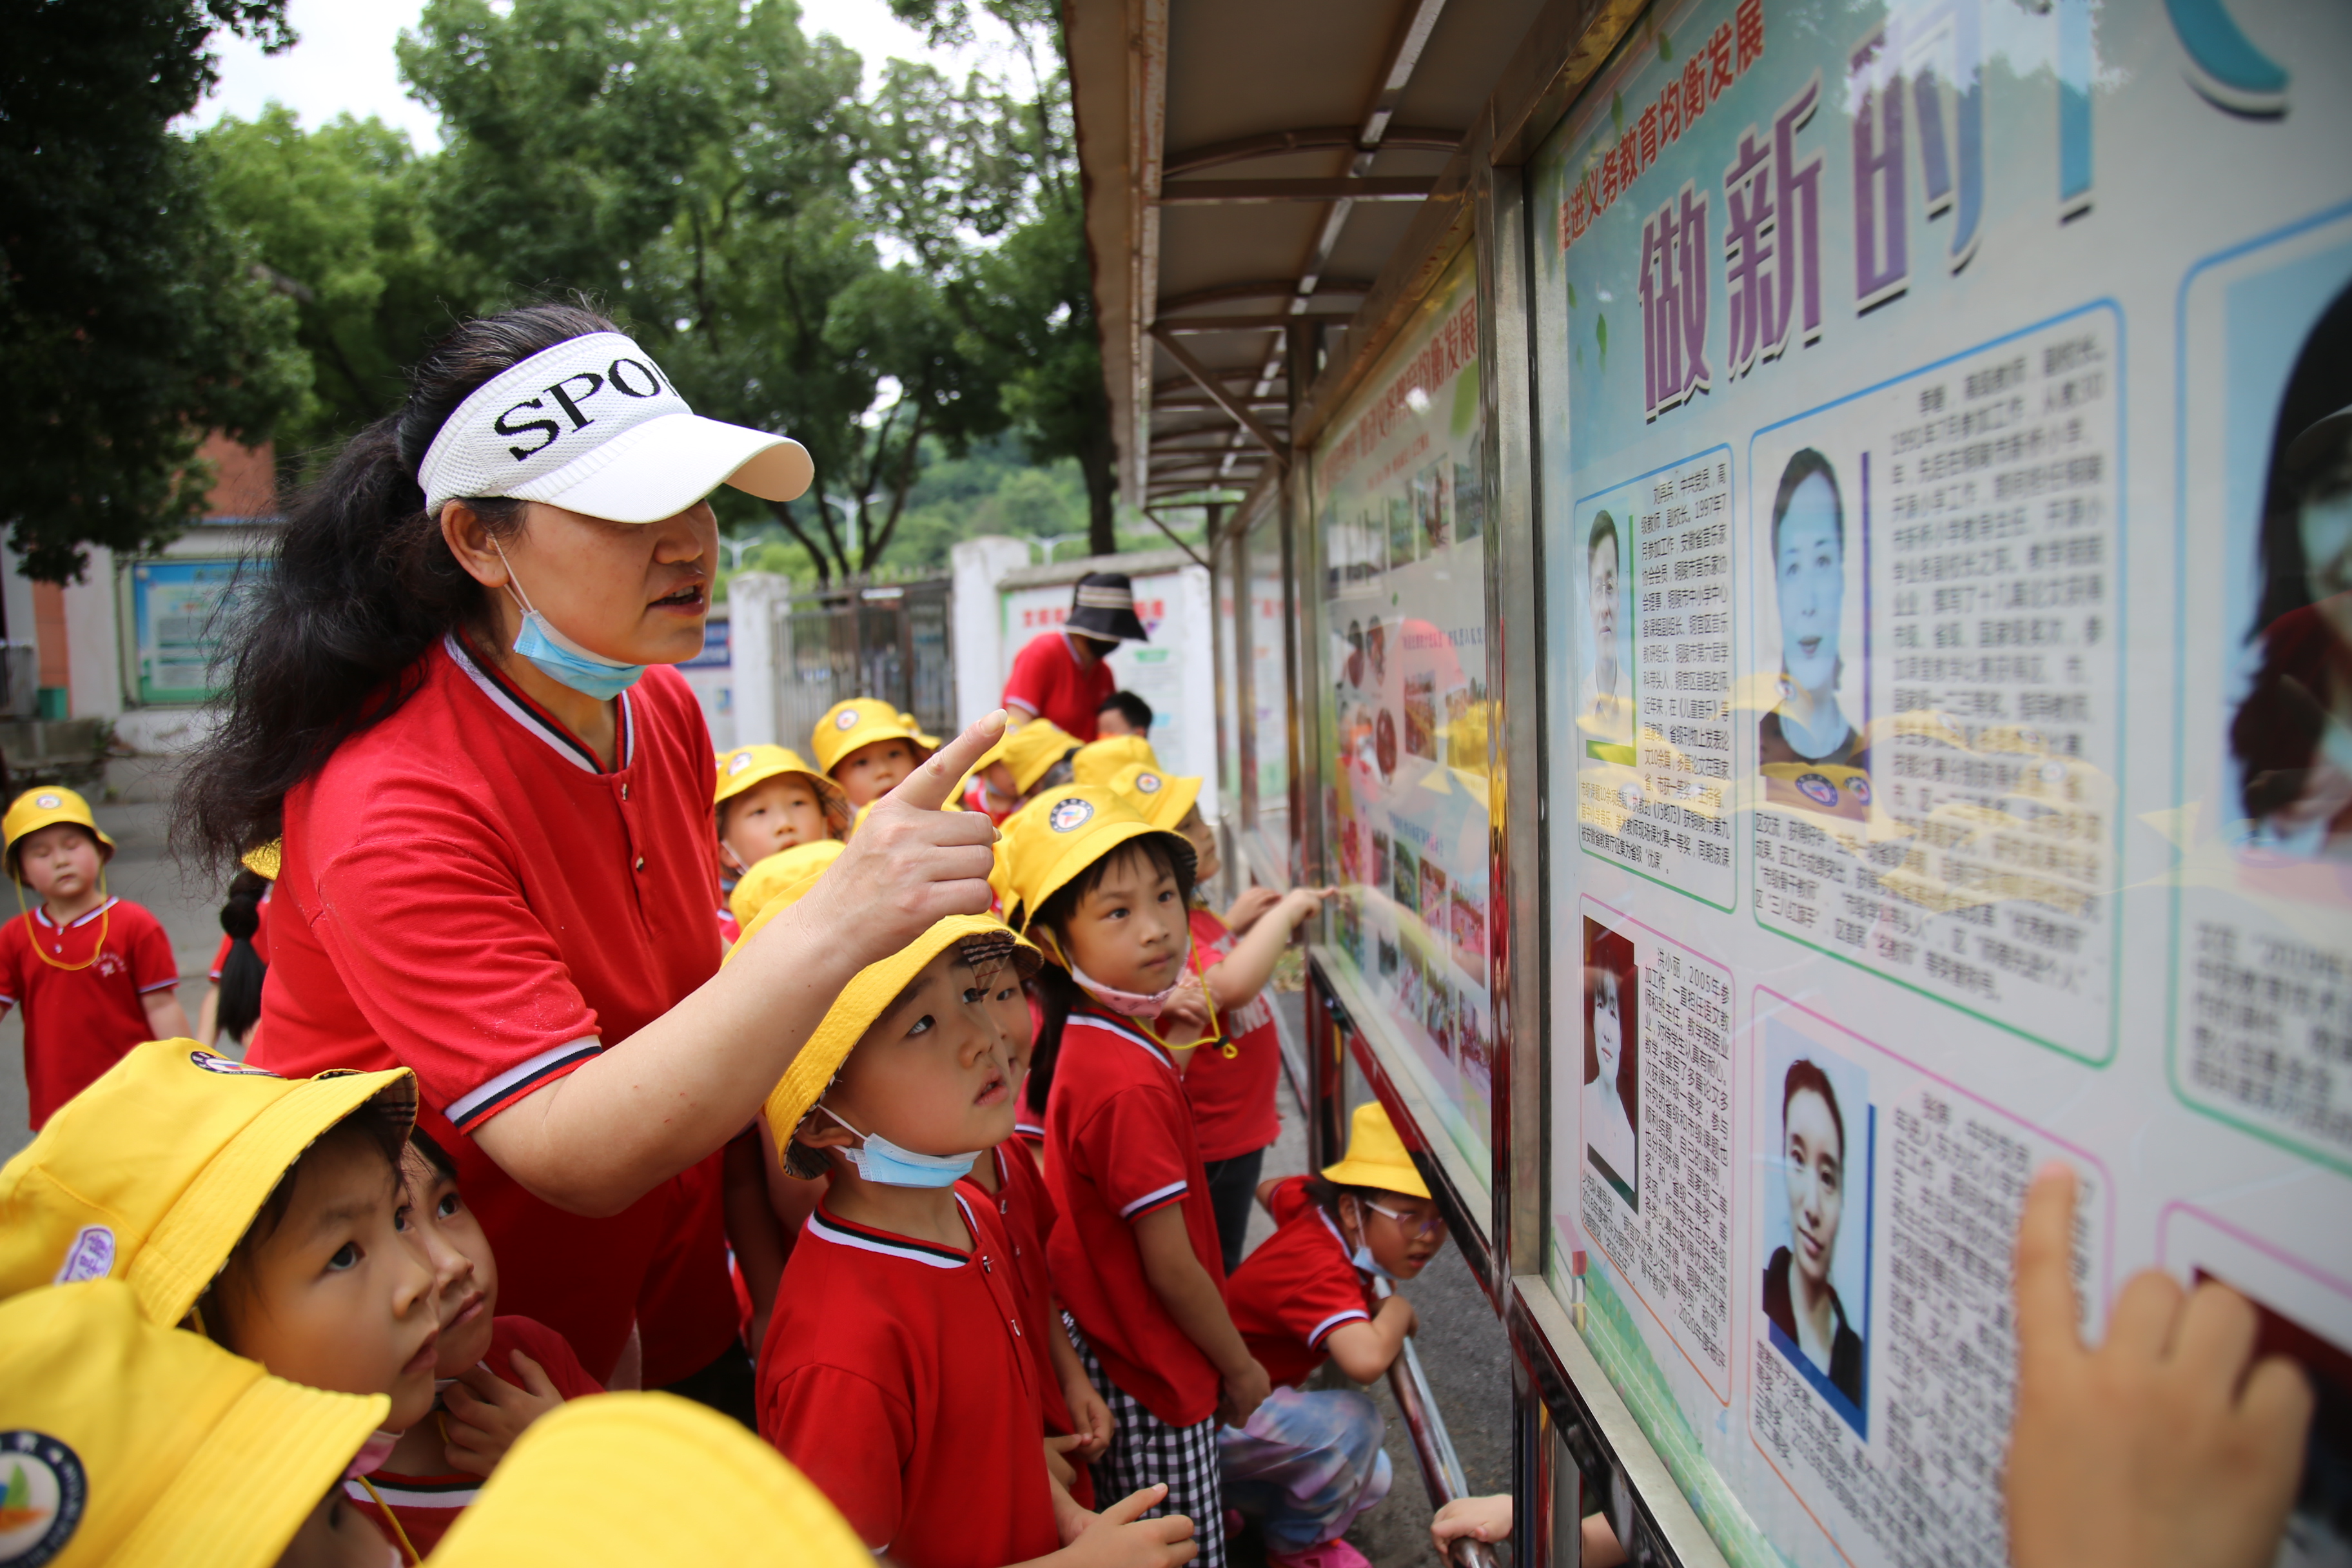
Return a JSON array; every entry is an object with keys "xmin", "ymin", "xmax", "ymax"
[{"xmin": 1068, "ymin": 1320, "xmax": 1228, "ymax": 1568}]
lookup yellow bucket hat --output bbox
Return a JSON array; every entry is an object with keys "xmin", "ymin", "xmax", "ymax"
[
  {"xmin": 810, "ymin": 699, "xmax": 932, "ymax": 776},
  {"xmin": 714, "ymin": 744, "xmax": 852, "ymax": 832},
  {"xmin": 0, "ymin": 1280, "xmax": 389, "ymax": 1568},
  {"xmin": 734, "ymin": 903, "xmax": 1039, "ymax": 1157},
  {"xmin": 1106, "ymin": 763, "xmax": 1201, "ymax": 833},
  {"xmin": 1000, "ymin": 785, "xmax": 1197, "ymax": 934},
  {"xmin": 1319, "ymin": 1101, "xmax": 1431, "ymax": 1199},
  {"xmin": 1071, "ymin": 734, "xmax": 1159, "ymax": 787},
  {"xmin": 237, "ymin": 841, "xmax": 281, "ymax": 881},
  {"xmin": 728, "ymin": 838, "xmax": 846, "ymax": 930},
  {"xmin": 974, "ymin": 719, "xmax": 1083, "ymax": 798},
  {"xmin": 897, "ymin": 710, "xmax": 944, "ymax": 752},
  {"xmin": 0, "ymin": 1040, "xmax": 416, "ymax": 1326},
  {"xmin": 3, "ymin": 787, "xmax": 115, "ymax": 880},
  {"xmin": 431, "ymin": 1393, "xmax": 871, "ymax": 1567}
]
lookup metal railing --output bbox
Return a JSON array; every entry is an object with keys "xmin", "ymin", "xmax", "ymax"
[
  {"xmin": 772, "ymin": 580, "xmax": 955, "ymax": 748},
  {"xmin": 1374, "ymin": 1275, "xmax": 1500, "ymax": 1568}
]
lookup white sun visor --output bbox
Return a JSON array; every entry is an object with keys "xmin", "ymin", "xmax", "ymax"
[{"xmin": 416, "ymin": 331, "xmax": 813, "ymax": 524}]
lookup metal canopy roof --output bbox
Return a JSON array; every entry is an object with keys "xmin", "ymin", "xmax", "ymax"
[{"xmin": 1068, "ymin": 0, "xmax": 1557, "ymax": 513}]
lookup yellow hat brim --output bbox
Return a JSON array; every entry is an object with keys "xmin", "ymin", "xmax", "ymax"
[
  {"xmin": 813, "ymin": 705, "xmax": 935, "ymax": 776},
  {"xmin": 1316, "ymin": 1154, "xmax": 1431, "ymax": 1199},
  {"xmin": 1109, "ymin": 766, "xmax": 1200, "ymax": 833},
  {"xmin": 1005, "ymin": 799, "xmax": 1197, "ymax": 934},
  {"xmin": 716, "ymin": 754, "xmax": 852, "ymax": 830},
  {"xmin": 0, "ymin": 1043, "xmax": 416, "ymax": 1326},
  {"xmin": 432, "ymin": 1393, "xmax": 874, "ymax": 1567},
  {"xmin": 726, "ymin": 840, "xmax": 847, "ymax": 932},
  {"xmin": 3, "ymin": 787, "xmax": 117, "ymax": 870},
  {"xmin": 120, "ymin": 1355, "xmax": 391, "ymax": 1567},
  {"xmin": 746, "ymin": 913, "xmax": 1041, "ymax": 1143}
]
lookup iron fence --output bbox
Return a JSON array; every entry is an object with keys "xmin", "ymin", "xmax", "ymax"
[{"xmin": 774, "ymin": 580, "xmax": 955, "ymax": 749}]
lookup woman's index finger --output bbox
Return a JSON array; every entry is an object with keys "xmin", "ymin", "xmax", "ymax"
[
  {"xmin": 2013, "ymin": 1161, "xmax": 2086, "ymax": 1366},
  {"xmin": 889, "ymin": 710, "xmax": 1008, "ymax": 812}
]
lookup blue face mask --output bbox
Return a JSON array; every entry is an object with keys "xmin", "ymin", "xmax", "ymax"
[
  {"xmin": 493, "ymin": 542, "xmax": 647, "ymax": 701},
  {"xmin": 820, "ymin": 1106, "xmax": 978, "ymax": 1188}
]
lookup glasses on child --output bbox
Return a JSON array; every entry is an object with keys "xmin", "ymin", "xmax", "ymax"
[{"xmin": 1364, "ymin": 1200, "xmax": 1447, "ymax": 1240}]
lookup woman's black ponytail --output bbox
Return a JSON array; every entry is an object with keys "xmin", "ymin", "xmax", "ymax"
[
  {"xmin": 213, "ymin": 868, "xmax": 269, "ymax": 1044},
  {"xmin": 175, "ymin": 302, "xmax": 623, "ymax": 870}
]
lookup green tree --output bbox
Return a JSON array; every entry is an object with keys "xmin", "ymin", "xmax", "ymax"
[
  {"xmin": 195, "ymin": 105, "xmax": 454, "ymax": 467},
  {"xmin": 401, "ymin": 0, "xmax": 999, "ymax": 583},
  {"xmin": 883, "ymin": 0, "xmax": 1115, "ymax": 554},
  {"xmin": 0, "ymin": 0, "xmax": 311, "ymax": 581}
]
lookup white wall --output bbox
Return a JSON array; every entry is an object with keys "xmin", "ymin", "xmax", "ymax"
[{"xmin": 950, "ymin": 536, "xmax": 1036, "ymax": 727}]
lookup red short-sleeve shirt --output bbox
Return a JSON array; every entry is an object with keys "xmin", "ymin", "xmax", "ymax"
[
  {"xmin": 1045, "ymin": 1008, "xmax": 1226, "ymax": 1427},
  {"xmin": 1180, "ymin": 909, "xmax": 1284, "ymax": 1162},
  {"xmin": 1003, "ymin": 632, "xmax": 1115, "ymax": 743},
  {"xmin": 0, "ymin": 897, "xmax": 181, "ymax": 1129},
  {"xmin": 348, "ymin": 1315, "xmax": 602, "ymax": 1554},
  {"xmin": 758, "ymin": 1193, "xmax": 1058, "ymax": 1568},
  {"xmin": 961, "ymin": 1140, "xmax": 1093, "ymax": 1507},
  {"xmin": 1224, "ymin": 1175, "xmax": 1375, "ymax": 1388},
  {"xmin": 252, "ymin": 635, "xmax": 727, "ymax": 1377}
]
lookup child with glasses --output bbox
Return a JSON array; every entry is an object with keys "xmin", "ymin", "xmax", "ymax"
[{"xmin": 1218, "ymin": 1103, "xmax": 1451, "ymax": 1568}]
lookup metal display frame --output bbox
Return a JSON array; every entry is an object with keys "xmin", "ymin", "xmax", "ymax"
[{"xmin": 1257, "ymin": 5, "xmax": 1744, "ymax": 1565}]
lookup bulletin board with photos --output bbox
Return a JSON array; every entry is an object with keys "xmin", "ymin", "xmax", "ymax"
[
  {"xmin": 1309, "ymin": 244, "xmax": 1498, "ymax": 1188},
  {"xmin": 1518, "ymin": 1, "xmax": 2352, "ymax": 1567}
]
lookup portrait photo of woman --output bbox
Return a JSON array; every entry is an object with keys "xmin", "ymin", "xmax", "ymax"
[
  {"xmin": 1758, "ymin": 449, "xmax": 1871, "ymax": 817},
  {"xmin": 2231, "ymin": 279, "xmax": 2352, "ymax": 858},
  {"xmin": 1583, "ymin": 921, "xmax": 1639, "ymax": 1209},
  {"xmin": 1582, "ymin": 511, "xmax": 1634, "ymax": 761},
  {"xmin": 1762, "ymin": 1055, "xmax": 1868, "ymax": 1426}
]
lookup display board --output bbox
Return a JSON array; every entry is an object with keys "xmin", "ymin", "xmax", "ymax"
[
  {"xmin": 126, "ymin": 558, "xmax": 249, "ymax": 705},
  {"xmin": 1524, "ymin": 1, "xmax": 2352, "ymax": 1565},
  {"xmin": 1312, "ymin": 247, "xmax": 1497, "ymax": 1182}
]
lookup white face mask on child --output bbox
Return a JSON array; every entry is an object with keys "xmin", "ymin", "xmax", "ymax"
[{"xmin": 818, "ymin": 1106, "xmax": 979, "ymax": 1187}]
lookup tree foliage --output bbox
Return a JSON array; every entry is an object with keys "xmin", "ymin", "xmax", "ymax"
[{"xmin": 0, "ymin": 0, "xmax": 311, "ymax": 581}]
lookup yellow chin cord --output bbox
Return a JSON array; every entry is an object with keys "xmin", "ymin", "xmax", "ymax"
[{"xmin": 15, "ymin": 871, "xmax": 109, "ymax": 972}]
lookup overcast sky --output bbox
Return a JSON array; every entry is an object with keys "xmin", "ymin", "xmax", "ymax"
[{"xmin": 181, "ymin": 0, "xmax": 1015, "ymax": 152}]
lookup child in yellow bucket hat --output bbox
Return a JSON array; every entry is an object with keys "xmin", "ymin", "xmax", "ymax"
[
  {"xmin": 430, "ymin": 1392, "xmax": 873, "ymax": 1567},
  {"xmin": 1104, "ymin": 762, "xmax": 1333, "ymax": 1276},
  {"xmin": 810, "ymin": 699, "xmax": 934, "ymax": 811},
  {"xmin": 0, "ymin": 1279, "xmax": 397, "ymax": 1568},
  {"xmin": 725, "ymin": 836, "xmax": 846, "ymax": 933},
  {"xmin": 1001, "ymin": 786, "xmax": 1270, "ymax": 1568},
  {"xmin": 0, "ymin": 1039, "xmax": 443, "ymax": 1456},
  {"xmin": 739, "ymin": 897, "xmax": 1197, "ymax": 1568},
  {"xmin": 1070, "ymin": 733, "xmax": 1159, "ymax": 788},
  {"xmin": 965, "ymin": 718, "xmax": 1084, "ymax": 824},
  {"xmin": 1214, "ymin": 1102, "xmax": 1447, "ymax": 1568},
  {"xmin": 0, "ymin": 787, "xmax": 190, "ymax": 1130},
  {"xmin": 712, "ymin": 745, "xmax": 851, "ymax": 945}
]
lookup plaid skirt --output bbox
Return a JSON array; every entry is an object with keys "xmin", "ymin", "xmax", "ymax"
[{"xmin": 1068, "ymin": 1323, "xmax": 1228, "ymax": 1568}]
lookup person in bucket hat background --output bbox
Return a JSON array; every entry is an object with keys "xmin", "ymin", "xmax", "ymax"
[
  {"xmin": 1003, "ymin": 572, "xmax": 1150, "ymax": 744},
  {"xmin": 0, "ymin": 787, "xmax": 189, "ymax": 1130}
]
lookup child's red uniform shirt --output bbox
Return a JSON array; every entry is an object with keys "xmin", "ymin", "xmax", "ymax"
[
  {"xmin": 1223, "ymin": 1176, "xmax": 1376, "ymax": 1388},
  {"xmin": 759, "ymin": 1192, "xmax": 1059, "ymax": 1568},
  {"xmin": 0, "ymin": 897, "xmax": 180, "ymax": 1129},
  {"xmin": 1044, "ymin": 1007, "xmax": 1226, "ymax": 1427},
  {"xmin": 1179, "ymin": 908, "xmax": 1283, "ymax": 1162},
  {"xmin": 348, "ymin": 1316, "xmax": 603, "ymax": 1554},
  {"xmin": 961, "ymin": 1140, "xmax": 1093, "ymax": 1509},
  {"xmin": 254, "ymin": 635, "xmax": 726, "ymax": 1378}
]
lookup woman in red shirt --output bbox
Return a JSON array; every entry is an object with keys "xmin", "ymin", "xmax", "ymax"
[{"xmin": 178, "ymin": 304, "xmax": 1001, "ymax": 1404}]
